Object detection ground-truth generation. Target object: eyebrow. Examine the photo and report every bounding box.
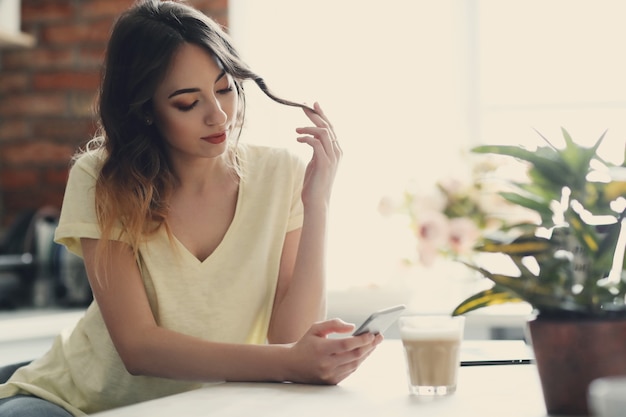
[167,70,227,99]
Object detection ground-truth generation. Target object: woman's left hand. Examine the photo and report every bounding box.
[296,102,342,208]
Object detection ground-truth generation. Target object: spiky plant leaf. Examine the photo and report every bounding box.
[456,129,626,319]
[452,286,523,316]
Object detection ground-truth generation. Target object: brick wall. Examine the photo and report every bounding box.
[0,0,228,228]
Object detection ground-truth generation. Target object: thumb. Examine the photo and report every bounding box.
[311,318,355,338]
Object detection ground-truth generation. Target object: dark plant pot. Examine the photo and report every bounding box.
[527,316,626,416]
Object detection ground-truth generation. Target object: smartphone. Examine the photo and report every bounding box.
[352,304,406,336]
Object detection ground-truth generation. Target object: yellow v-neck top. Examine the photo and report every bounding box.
[0,143,305,416]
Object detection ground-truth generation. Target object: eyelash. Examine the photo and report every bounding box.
[176,86,234,112]
[217,86,234,95]
[178,101,198,112]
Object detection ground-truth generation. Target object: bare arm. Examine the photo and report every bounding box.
[81,237,378,384]
[268,102,342,343]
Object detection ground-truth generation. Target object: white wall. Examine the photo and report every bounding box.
[228,0,626,295]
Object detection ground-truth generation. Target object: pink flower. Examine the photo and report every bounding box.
[380,158,506,268]
[448,217,480,255]
[417,242,440,267]
[438,177,467,196]
[409,191,446,217]
[415,211,450,244]
[415,211,450,266]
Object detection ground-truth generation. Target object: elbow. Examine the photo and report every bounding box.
[122,357,145,377]
[118,347,145,376]
[114,338,154,377]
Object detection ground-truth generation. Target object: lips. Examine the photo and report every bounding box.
[202,131,227,144]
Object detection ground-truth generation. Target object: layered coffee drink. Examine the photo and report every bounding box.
[402,337,460,389]
[399,316,464,396]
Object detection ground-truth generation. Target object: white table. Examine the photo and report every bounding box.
[93,340,551,417]
[0,308,84,366]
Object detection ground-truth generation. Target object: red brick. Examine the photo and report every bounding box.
[43,166,70,187]
[68,92,98,117]
[77,46,106,69]
[33,71,101,91]
[0,93,66,117]
[80,0,135,18]
[41,19,114,45]
[32,118,96,143]
[211,12,229,29]
[0,169,39,190]
[38,188,66,208]
[2,190,63,219]
[3,196,33,217]
[2,48,74,70]
[0,141,74,165]
[189,0,228,11]
[0,119,31,141]
[0,0,233,227]
[22,1,75,24]
[0,72,31,93]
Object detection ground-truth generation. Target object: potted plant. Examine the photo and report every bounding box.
[452,128,626,416]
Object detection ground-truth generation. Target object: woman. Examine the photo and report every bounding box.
[0,1,381,416]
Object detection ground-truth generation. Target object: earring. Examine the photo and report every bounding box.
[144,116,153,126]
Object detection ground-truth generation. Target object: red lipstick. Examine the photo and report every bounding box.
[203,131,227,144]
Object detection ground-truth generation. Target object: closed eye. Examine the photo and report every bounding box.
[217,86,234,95]
[177,100,199,112]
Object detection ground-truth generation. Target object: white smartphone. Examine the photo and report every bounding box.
[352,304,406,336]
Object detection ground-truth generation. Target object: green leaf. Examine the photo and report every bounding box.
[461,130,626,318]
[472,145,538,160]
[452,287,523,316]
[474,145,565,182]
[566,210,600,253]
[517,182,560,202]
[477,234,552,256]
[498,191,552,222]
[593,221,623,277]
[561,128,605,176]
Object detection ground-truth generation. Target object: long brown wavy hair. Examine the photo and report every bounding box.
[86,0,311,283]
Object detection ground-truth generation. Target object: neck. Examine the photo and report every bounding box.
[172,155,237,195]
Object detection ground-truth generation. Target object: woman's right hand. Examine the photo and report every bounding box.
[285,319,383,385]
[296,102,341,209]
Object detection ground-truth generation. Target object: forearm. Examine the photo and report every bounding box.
[270,206,329,342]
[122,326,291,382]
[270,101,340,342]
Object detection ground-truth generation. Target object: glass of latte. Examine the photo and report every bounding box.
[398,315,465,396]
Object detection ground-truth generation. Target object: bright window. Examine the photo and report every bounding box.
[229,0,626,291]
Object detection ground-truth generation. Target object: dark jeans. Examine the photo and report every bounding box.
[0,362,30,385]
[0,362,72,417]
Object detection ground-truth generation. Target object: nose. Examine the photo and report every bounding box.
[204,96,227,126]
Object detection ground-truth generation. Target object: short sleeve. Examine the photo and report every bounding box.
[53,152,104,257]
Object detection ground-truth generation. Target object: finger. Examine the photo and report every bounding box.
[311,103,339,149]
[323,333,377,357]
[310,318,355,338]
[312,102,333,129]
[303,102,336,139]
[331,136,342,155]
[295,127,333,145]
[325,343,378,383]
[296,134,330,157]
[302,103,329,127]
[296,127,337,156]
[336,338,378,361]
[296,126,332,140]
